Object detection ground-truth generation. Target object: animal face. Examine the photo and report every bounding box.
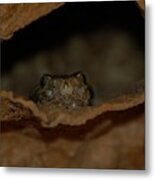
[30,72,93,109]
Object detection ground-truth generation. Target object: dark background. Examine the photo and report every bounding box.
[1,1,144,74]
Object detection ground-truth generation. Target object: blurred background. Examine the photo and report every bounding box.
[1,1,144,104]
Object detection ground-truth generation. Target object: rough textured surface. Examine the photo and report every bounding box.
[0,96,144,168]
[0,3,64,39]
[0,88,144,127]
[0,88,144,168]
[0,2,144,169]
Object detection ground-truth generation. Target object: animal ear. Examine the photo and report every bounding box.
[40,74,52,87]
[76,72,85,81]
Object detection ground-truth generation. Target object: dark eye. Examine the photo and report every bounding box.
[40,74,52,87]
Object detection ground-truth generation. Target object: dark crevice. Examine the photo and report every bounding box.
[1,1,144,74]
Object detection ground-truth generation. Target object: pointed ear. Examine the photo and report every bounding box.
[76,71,85,81]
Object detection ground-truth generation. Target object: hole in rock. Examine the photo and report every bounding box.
[1,1,144,104]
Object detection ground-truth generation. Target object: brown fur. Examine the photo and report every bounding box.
[29,72,93,109]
